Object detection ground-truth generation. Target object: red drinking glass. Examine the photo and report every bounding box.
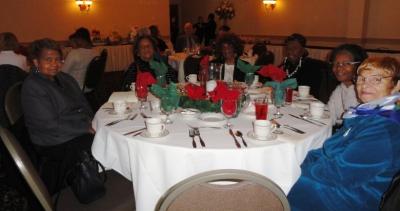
[285,88,293,104]
[135,83,148,109]
[255,99,268,120]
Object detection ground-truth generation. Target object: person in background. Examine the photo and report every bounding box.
[121,35,177,91]
[280,33,329,100]
[61,33,97,89]
[74,27,92,46]
[21,38,94,194]
[252,42,275,84]
[204,13,217,46]
[0,32,29,71]
[194,16,205,44]
[174,22,199,53]
[211,33,245,82]
[149,25,168,54]
[288,57,400,211]
[327,44,368,126]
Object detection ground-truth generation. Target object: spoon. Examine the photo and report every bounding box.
[299,114,326,125]
[235,131,247,147]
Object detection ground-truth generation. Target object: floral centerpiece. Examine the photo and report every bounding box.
[215,0,235,20]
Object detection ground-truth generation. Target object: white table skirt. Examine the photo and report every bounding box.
[92,103,331,211]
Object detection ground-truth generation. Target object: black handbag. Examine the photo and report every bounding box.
[65,150,107,204]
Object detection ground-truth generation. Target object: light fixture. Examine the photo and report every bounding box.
[76,0,93,12]
[263,0,277,11]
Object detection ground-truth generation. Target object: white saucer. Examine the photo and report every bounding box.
[199,113,227,127]
[303,112,330,120]
[180,108,200,118]
[140,130,169,138]
[295,95,316,100]
[109,109,133,115]
[247,131,277,142]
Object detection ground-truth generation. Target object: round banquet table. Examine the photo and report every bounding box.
[91,101,332,211]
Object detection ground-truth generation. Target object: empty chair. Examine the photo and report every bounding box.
[82,49,107,111]
[0,127,135,211]
[156,169,290,211]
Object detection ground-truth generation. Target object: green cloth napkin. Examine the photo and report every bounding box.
[179,96,221,112]
[236,59,261,84]
[150,83,180,112]
[149,59,168,86]
[264,78,298,106]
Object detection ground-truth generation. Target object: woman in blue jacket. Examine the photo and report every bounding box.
[288,57,400,211]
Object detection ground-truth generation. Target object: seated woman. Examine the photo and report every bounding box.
[121,35,177,91]
[61,32,97,90]
[280,33,329,100]
[211,33,245,82]
[328,44,368,126]
[288,57,400,210]
[0,32,29,71]
[21,38,94,194]
[252,42,275,83]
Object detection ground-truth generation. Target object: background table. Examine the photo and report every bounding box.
[92,103,331,211]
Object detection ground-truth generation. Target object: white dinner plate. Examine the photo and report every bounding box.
[247,131,277,142]
[180,108,200,118]
[198,113,227,126]
[140,130,169,138]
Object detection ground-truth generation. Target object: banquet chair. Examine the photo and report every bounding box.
[83,49,108,111]
[5,82,23,126]
[0,127,136,211]
[155,169,290,211]
[183,55,201,78]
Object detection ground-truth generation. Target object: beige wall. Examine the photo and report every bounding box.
[180,0,400,49]
[0,0,170,42]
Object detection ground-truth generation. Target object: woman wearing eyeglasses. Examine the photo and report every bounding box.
[288,57,400,210]
[327,44,368,126]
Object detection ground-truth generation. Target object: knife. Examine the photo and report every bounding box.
[289,114,322,126]
[123,127,146,136]
[229,129,241,148]
[282,125,305,134]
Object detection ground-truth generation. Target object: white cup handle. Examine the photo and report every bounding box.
[185,75,190,81]
[161,124,166,131]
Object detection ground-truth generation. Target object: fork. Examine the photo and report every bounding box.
[189,129,197,148]
[193,128,206,147]
[106,114,134,126]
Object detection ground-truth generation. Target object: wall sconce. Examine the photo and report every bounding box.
[263,0,277,11]
[76,0,93,12]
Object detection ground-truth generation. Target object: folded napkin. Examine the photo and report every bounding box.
[136,71,156,87]
[149,59,168,86]
[150,83,180,112]
[257,65,287,82]
[264,78,298,106]
[185,84,206,100]
[236,59,261,84]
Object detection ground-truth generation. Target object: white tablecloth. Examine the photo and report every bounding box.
[92,102,332,211]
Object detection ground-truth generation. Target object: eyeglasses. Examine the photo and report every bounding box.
[355,74,393,85]
[331,61,360,69]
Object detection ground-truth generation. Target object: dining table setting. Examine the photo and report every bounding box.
[91,64,333,210]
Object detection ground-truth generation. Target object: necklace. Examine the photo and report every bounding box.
[284,57,302,78]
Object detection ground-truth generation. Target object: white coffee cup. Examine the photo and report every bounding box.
[253,120,276,139]
[310,102,325,118]
[298,85,310,98]
[186,74,198,84]
[145,118,166,137]
[113,100,127,114]
[129,82,136,91]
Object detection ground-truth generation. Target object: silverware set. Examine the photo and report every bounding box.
[106,113,138,126]
[188,128,206,148]
[123,127,146,136]
[271,120,305,134]
[229,128,247,148]
[289,114,325,126]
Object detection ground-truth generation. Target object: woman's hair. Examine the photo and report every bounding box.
[149,25,160,37]
[284,33,307,47]
[0,32,20,51]
[357,57,400,83]
[330,44,368,71]
[215,33,244,59]
[29,38,63,61]
[252,42,267,56]
[133,35,157,59]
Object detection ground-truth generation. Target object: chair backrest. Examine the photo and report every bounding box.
[183,56,201,78]
[83,49,108,91]
[0,127,54,211]
[5,82,23,125]
[156,169,290,211]
[0,64,26,127]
